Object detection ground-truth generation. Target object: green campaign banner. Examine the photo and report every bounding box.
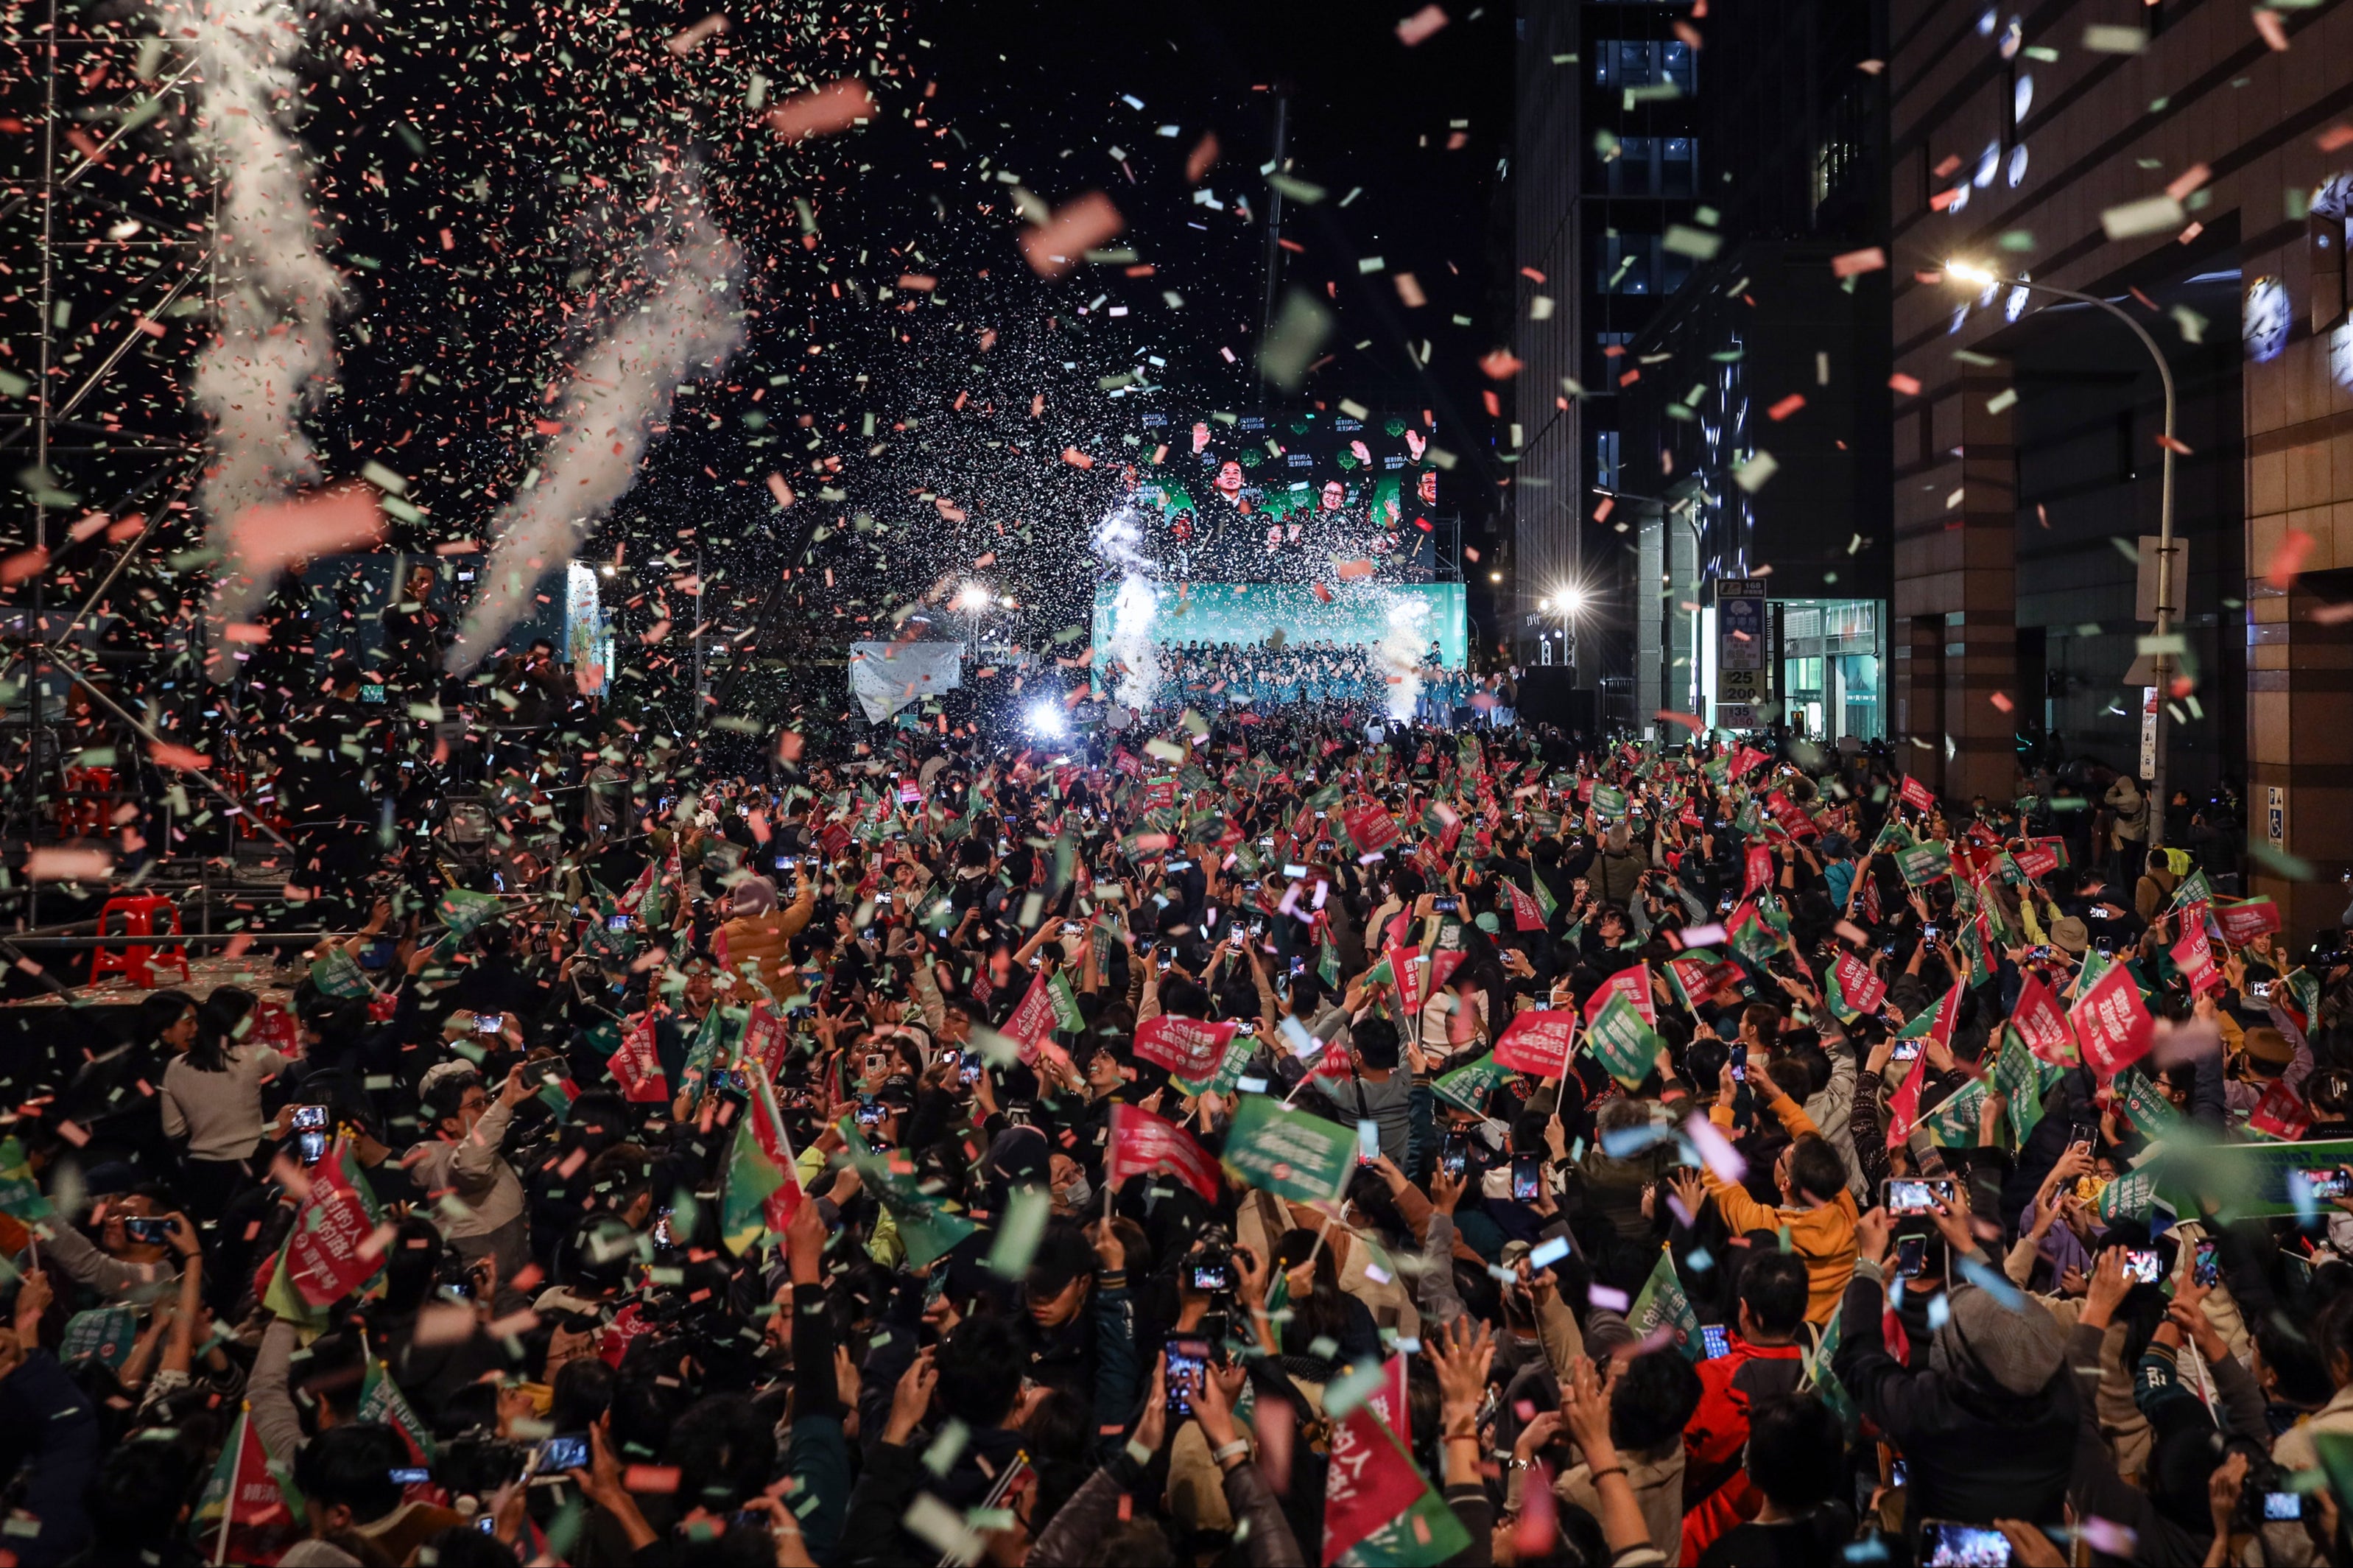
[1221,1094,1357,1205]
[1583,992,1661,1087]
[1431,1051,1513,1115]
[2157,1136,2353,1218]
[1627,1245,1701,1360]
[1896,842,1952,887]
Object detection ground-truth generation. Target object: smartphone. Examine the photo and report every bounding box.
[289,1104,328,1132]
[1921,924,1939,941]
[1433,896,1460,914]
[2067,1123,2097,1152]
[1731,1058,1746,1083]
[775,855,797,870]
[1891,1037,1923,1061]
[476,1516,498,1533]
[2265,1490,2304,1522]
[1920,1520,2013,1568]
[711,1069,747,1094]
[855,1100,885,1128]
[533,1432,590,1477]
[1357,1121,1380,1165]
[2251,980,2275,1002]
[1165,1337,1210,1415]
[2122,1248,2162,1285]
[1891,1458,1910,1489]
[298,1129,329,1165]
[476,1015,502,1035]
[1439,1137,1469,1180]
[1883,1178,1956,1216]
[1511,1153,1543,1203]
[960,1052,984,1086]
[2302,1167,2353,1200]
[1284,864,1310,879]
[652,1208,677,1248]
[122,1215,171,1245]
[2193,1238,2220,1288]
[608,914,630,932]
[1895,1234,1930,1278]
[1061,921,1081,935]
[360,683,387,704]
[389,1467,431,1486]
[864,1052,890,1077]
[1700,1323,1731,1360]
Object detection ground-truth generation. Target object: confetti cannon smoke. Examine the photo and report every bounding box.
[451,174,744,668]
[1091,501,1159,711]
[1378,590,1429,720]
[165,0,346,664]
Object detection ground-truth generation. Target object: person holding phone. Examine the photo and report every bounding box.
[1693,1054,1861,1326]
[1679,1250,1817,1558]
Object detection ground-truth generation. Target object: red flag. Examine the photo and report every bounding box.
[1885,1056,1926,1149]
[1132,1014,1239,1080]
[1583,963,1656,1027]
[199,1407,304,1566]
[1899,774,1935,814]
[1505,879,1547,932]
[2011,974,2078,1067]
[1743,845,1774,898]
[1494,1010,1578,1077]
[608,1013,670,1103]
[2249,1078,2314,1142]
[1832,950,1886,1016]
[1728,744,1768,780]
[2070,964,2154,1082]
[1002,970,1059,1061]
[1108,1103,1222,1201]
[1384,943,1427,1019]
[1344,801,1402,854]
[2170,922,2221,996]
[1321,1394,1468,1563]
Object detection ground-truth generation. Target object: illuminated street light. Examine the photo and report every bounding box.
[1943,259,2179,845]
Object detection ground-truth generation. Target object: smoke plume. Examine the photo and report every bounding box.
[1090,502,1159,711]
[451,174,744,667]
[1378,590,1431,720]
[164,0,346,666]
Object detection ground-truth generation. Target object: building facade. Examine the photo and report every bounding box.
[1888,0,2350,932]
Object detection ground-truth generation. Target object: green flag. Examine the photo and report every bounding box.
[1583,992,1661,1088]
[1220,1094,1356,1205]
[0,1136,52,1225]
[1431,1051,1513,1116]
[1627,1246,1701,1360]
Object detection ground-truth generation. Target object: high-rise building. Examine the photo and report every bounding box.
[1888,0,2350,931]
[1510,1,1703,706]
[1605,0,1894,748]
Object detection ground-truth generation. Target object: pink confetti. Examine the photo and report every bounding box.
[26,848,113,881]
[1396,4,1449,45]
[1019,191,1124,278]
[765,79,876,144]
[228,487,384,574]
[1832,246,1887,278]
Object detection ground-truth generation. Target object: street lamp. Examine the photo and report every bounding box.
[1944,260,2178,846]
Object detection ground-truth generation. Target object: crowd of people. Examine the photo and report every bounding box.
[7,705,2353,1568]
[1099,641,1519,728]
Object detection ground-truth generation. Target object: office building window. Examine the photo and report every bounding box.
[1596,429,1622,493]
[1594,40,1696,94]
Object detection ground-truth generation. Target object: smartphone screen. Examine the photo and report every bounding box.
[2304,1167,2353,1200]
[608,915,630,932]
[1165,1338,1209,1415]
[1439,1139,1468,1179]
[1357,1121,1380,1164]
[1920,1519,2013,1567]
[1883,1178,1955,1216]
[2193,1239,2220,1287]
[2122,1248,2162,1285]
[1895,1234,1929,1277]
[290,1105,328,1131]
[298,1130,329,1165]
[1700,1323,1731,1360]
[2265,1491,2304,1522]
[1510,1154,1543,1203]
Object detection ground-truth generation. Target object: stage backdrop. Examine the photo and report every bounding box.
[1090,581,1467,668]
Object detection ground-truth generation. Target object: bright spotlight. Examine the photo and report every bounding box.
[1944,259,1996,287]
[1557,586,1588,615]
[956,580,990,611]
[1538,597,1552,612]
[1025,699,1067,737]
[1488,571,1502,583]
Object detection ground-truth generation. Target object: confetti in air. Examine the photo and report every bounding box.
[450,169,744,668]
[1091,501,1161,712]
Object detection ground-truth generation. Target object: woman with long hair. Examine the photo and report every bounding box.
[158,986,284,1222]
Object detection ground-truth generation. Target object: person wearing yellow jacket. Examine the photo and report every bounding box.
[1700,1053,1862,1326]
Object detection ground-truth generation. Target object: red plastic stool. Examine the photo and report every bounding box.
[88,895,191,988]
